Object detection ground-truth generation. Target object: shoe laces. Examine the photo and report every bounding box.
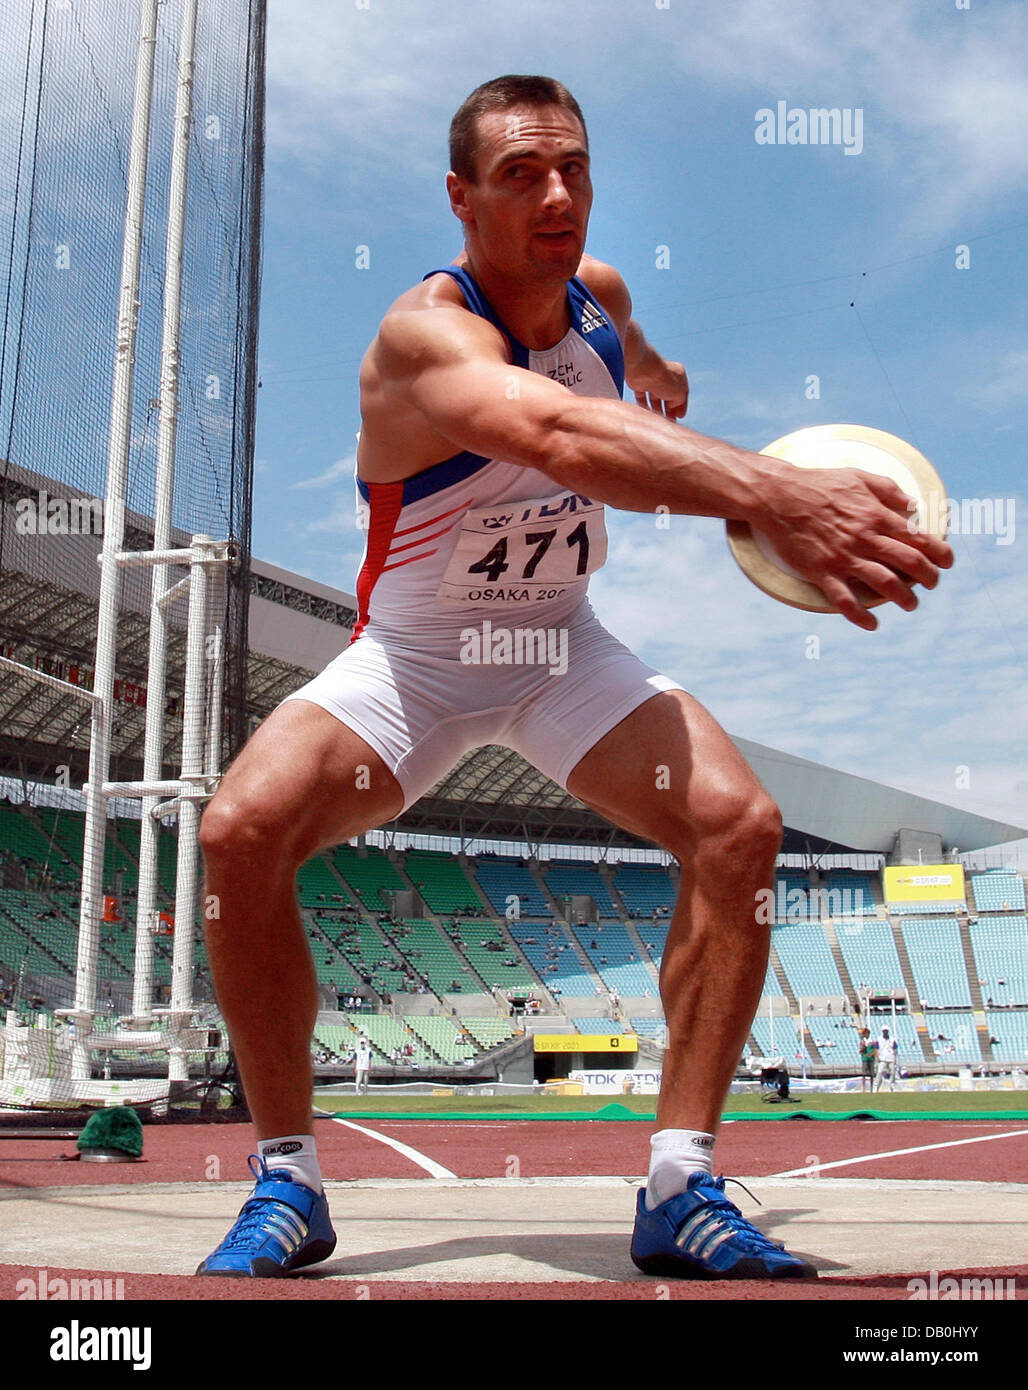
[686,1174,785,1256]
[213,1156,296,1252]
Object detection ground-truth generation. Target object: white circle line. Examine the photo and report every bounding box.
[332,1116,457,1179]
[767,1126,1028,1178]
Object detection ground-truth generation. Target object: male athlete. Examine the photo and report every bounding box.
[196,76,951,1279]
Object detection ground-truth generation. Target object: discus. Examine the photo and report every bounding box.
[726,423,947,612]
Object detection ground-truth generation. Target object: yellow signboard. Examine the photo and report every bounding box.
[882,864,965,904]
[533,1033,639,1053]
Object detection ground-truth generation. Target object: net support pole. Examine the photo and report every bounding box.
[72,0,159,1081]
[167,533,213,1083]
[133,0,199,1025]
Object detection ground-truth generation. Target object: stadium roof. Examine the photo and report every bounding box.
[2,463,1025,855]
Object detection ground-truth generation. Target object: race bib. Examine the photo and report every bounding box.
[437,491,607,605]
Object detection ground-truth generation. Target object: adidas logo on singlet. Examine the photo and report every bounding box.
[580,300,606,334]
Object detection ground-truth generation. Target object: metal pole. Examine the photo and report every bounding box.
[134,0,199,1024]
[166,534,212,1082]
[72,0,159,1081]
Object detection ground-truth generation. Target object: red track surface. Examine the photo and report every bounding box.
[2,1262,1025,1301]
[2,1118,1026,1302]
[2,1118,1027,1188]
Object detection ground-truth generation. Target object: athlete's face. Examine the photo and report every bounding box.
[448,104,592,284]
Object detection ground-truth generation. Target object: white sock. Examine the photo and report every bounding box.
[257,1134,323,1193]
[645,1129,715,1210]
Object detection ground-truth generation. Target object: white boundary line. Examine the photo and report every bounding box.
[768,1127,1028,1178]
[332,1117,457,1179]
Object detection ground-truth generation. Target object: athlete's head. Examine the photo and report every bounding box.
[449,76,588,183]
[447,76,592,285]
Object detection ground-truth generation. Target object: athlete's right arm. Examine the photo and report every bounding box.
[373,305,953,630]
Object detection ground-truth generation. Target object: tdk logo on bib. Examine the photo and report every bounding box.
[438,491,608,606]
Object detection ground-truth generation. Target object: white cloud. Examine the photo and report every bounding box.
[589,499,1028,843]
[265,0,1028,233]
[971,347,1028,414]
[292,452,358,490]
[667,0,1028,222]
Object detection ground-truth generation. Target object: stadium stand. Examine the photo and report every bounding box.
[762,959,784,996]
[969,916,1028,1005]
[835,917,907,996]
[472,857,552,918]
[970,870,1025,913]
[543,862,620,918]
[389,917,475,995]
[631,1017,666,1042]
[901,917,974,1008]
[344,1013,434,1067]
[804,1015,862,1065]
[0,804,79,886]
[612,863,675,918]
[297,854,351,907]
[331,844,406,912]
[450,918,536,992]
[306,925,366,997]
[506,920,597,997]
[923,1011,981,1064]
[407,1015,478,1064]
[771,922,846,998]
[3,788,1027,1084]
[985,1009,1028,1064]
[404,849,486,916]
[888,895,968,915]
[634,918,669,970]
[572,923,658,997]
[462,1017,517,1051]
[749,1014,803,1060]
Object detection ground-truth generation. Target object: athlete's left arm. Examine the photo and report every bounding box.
[578,256,689,419]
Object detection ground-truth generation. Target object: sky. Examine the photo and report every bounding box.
[249,0,1027,861]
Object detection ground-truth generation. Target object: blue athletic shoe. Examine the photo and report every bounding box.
[196,1155,336,1277]
[631,1172,817,1280]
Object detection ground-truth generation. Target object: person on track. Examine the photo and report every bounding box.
[875,1026,899,1092]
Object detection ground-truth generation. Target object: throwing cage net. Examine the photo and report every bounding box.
[0,0,265,1118]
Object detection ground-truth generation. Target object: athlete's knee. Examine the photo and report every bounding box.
[199,786,311,874]
[683,787,782,891]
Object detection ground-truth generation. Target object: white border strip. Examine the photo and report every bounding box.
[768,1127,1028,1178]
[332,1117,457,1179]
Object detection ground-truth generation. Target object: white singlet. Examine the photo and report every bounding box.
[283,266,683,809]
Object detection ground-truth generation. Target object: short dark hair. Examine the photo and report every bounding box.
[449,75,588,182]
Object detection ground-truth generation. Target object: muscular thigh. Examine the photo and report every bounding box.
[565,688,774,856]
[206,698,404,862]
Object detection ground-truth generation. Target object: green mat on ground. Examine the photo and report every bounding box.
[317,1100,1028,1123]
